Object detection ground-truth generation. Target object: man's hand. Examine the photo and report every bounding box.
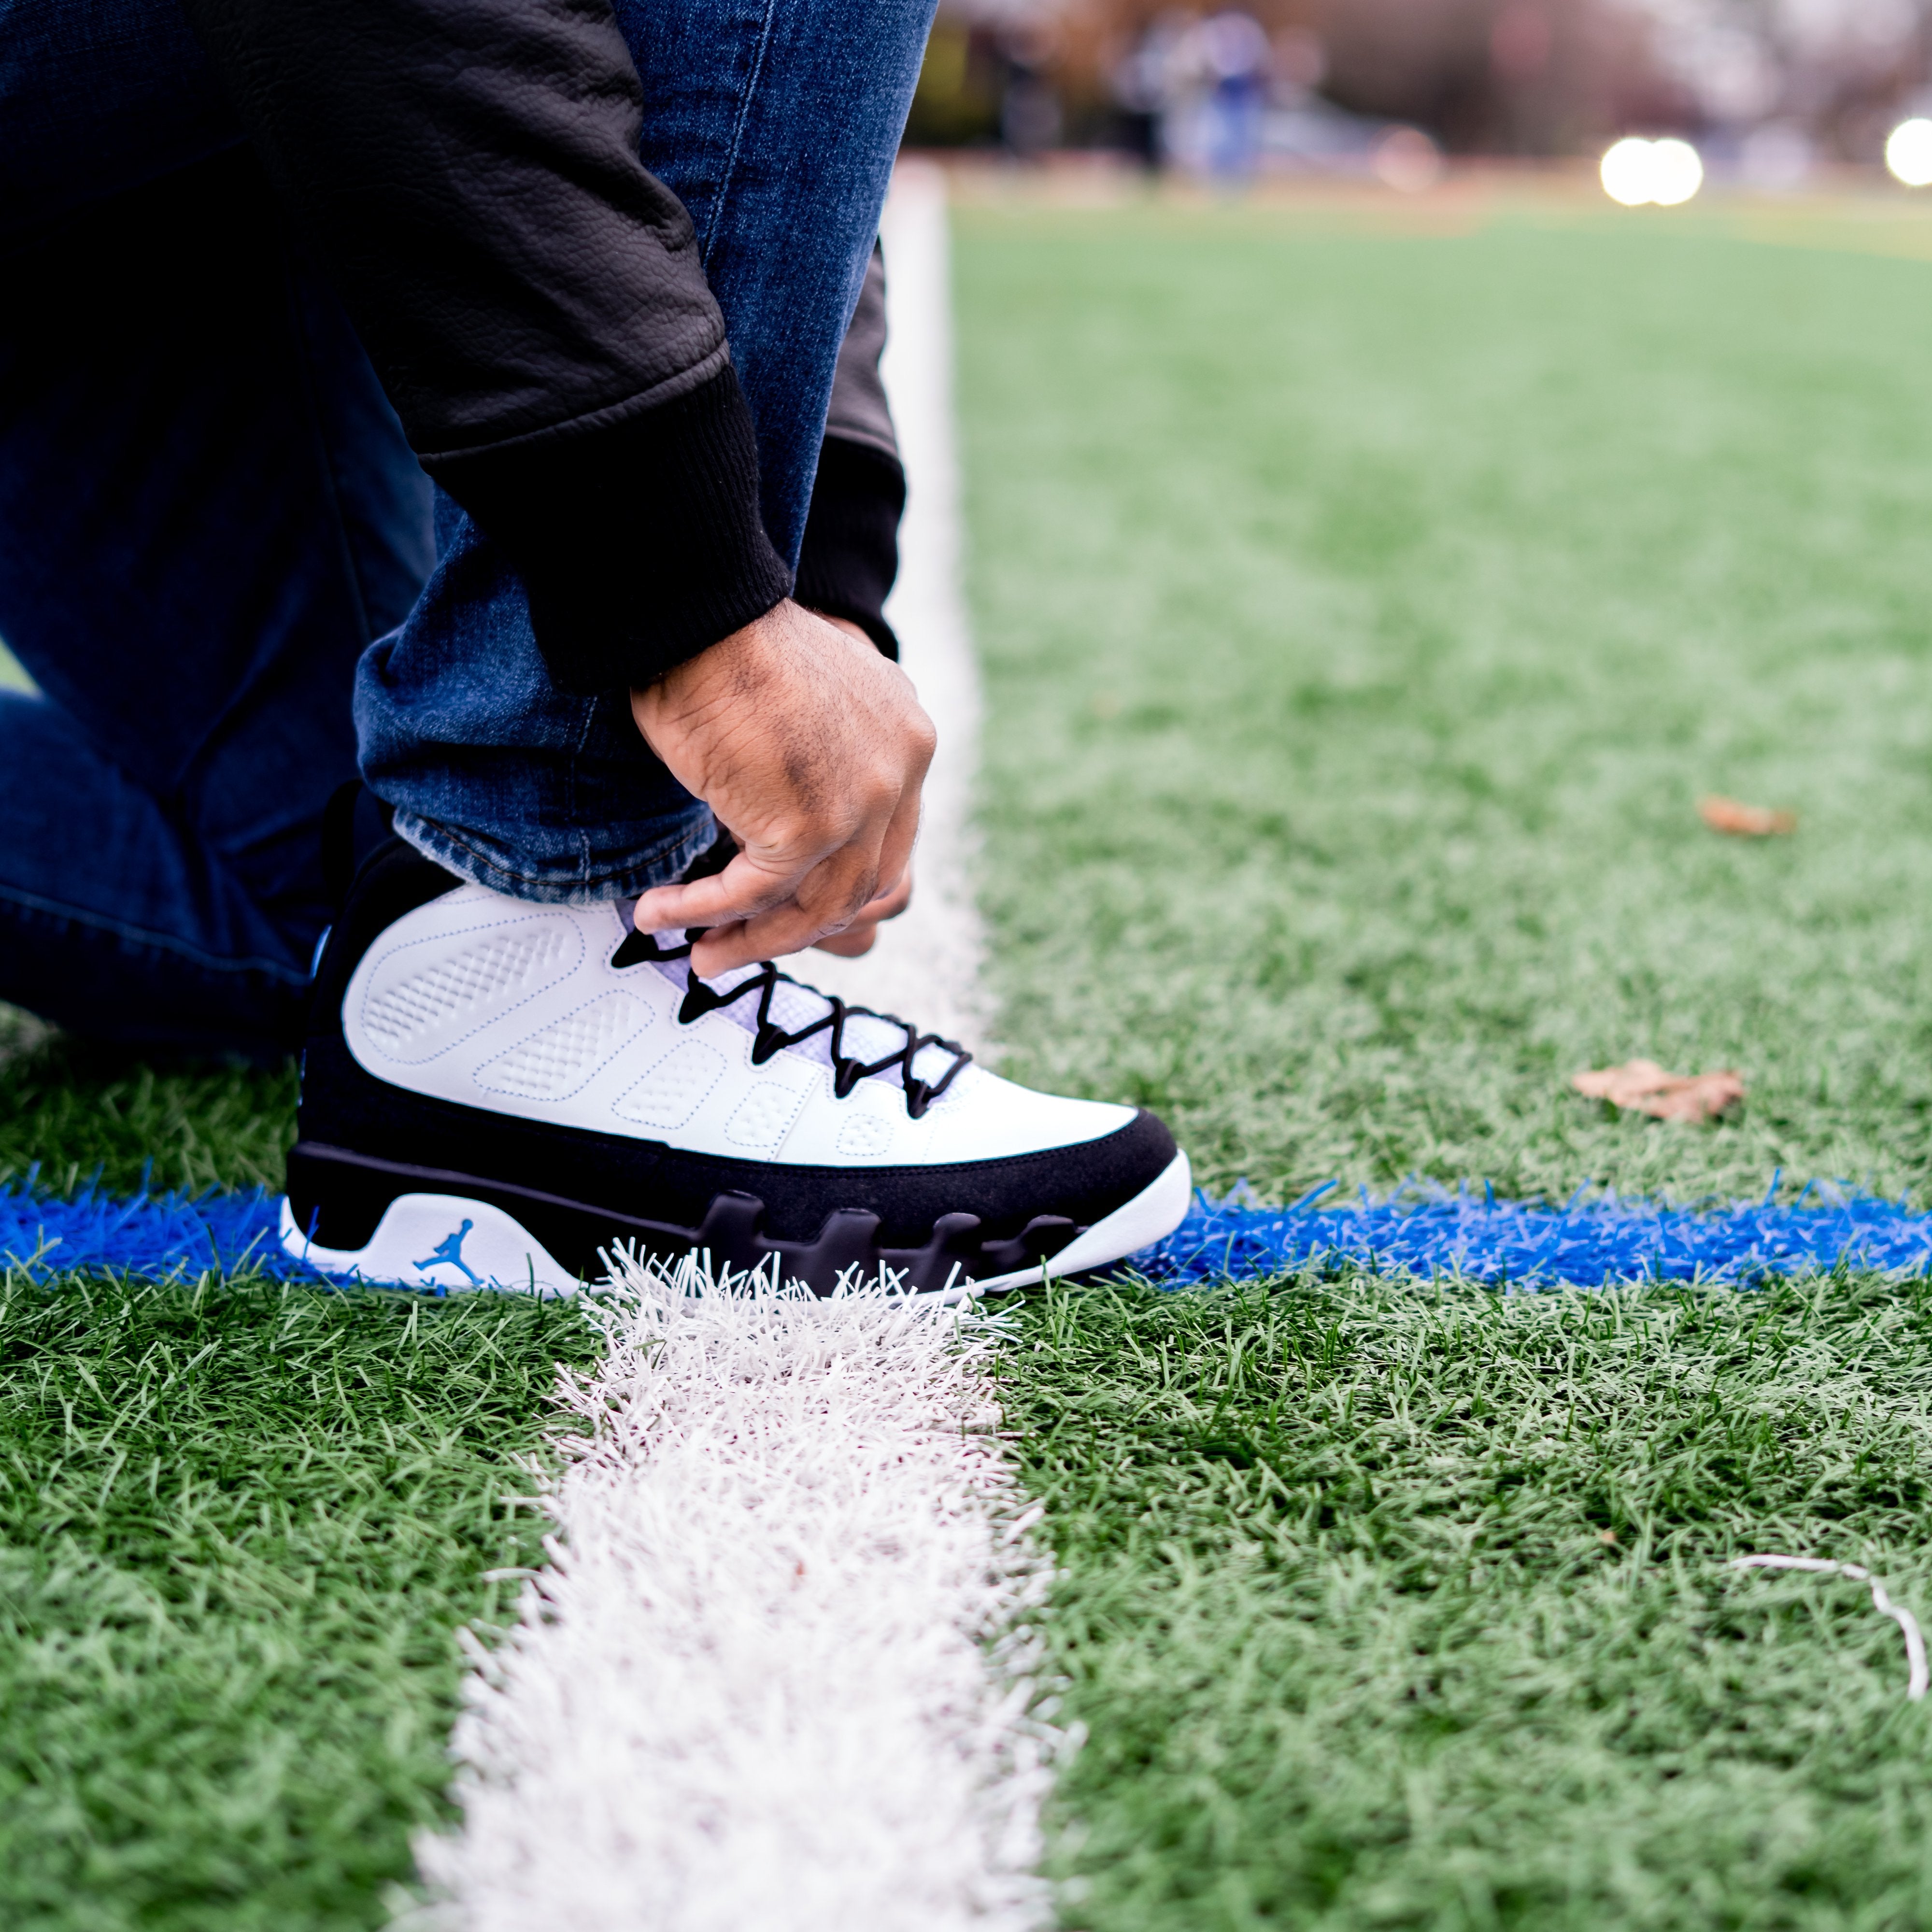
[630,600,935,978]
[811,867,913,957]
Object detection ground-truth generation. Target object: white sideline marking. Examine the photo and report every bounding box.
[410,1256,1063,1931]
[802,162,992,1053]
[407,175,1065,1930]
[1728,1555,1930,1701]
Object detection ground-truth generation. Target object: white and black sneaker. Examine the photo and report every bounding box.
[279,822,1190,1298]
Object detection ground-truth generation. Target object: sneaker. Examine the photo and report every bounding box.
[279,829,1190,1298]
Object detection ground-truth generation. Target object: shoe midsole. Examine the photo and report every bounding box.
[968,1151,1194,1293]
[287,1141,1093,1296]
[279,1149,1193,1301]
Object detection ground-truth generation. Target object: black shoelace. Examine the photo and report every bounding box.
[611,926,970,1120]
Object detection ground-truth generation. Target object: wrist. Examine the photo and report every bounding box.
[809,611,876,648]
[632,597,798,730]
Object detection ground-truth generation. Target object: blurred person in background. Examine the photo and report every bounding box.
[1113,13,1187,171]
[1115,9,1270,185]
[1000,17,1067,160]
[1195,11,1272,182]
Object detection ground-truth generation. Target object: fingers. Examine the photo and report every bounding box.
[652,757,926,977]
[862,868,916,923]
[811,868,914,958]
[681,781,923,975]
[691,849,883,976]
[873,783,923,914]
[638,794,921,978]
[808,924,879,959]
[635,815,890,969]
[631,847,800,938]
[624,599,938,978]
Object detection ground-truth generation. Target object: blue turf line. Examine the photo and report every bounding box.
[6,1174,1932,1292]
[0,1182,321,1283]
[1139,1179,1932,1290]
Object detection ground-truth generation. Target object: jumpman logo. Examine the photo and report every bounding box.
[414,1219,481,1287]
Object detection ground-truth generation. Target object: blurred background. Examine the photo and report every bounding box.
[904,0,1932,195]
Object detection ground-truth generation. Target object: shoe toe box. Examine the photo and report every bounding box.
[919,1065,1137,1164]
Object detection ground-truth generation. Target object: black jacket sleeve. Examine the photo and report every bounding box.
[795,245,906,659]
[179,0,790,692]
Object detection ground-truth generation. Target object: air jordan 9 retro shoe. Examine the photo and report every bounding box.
[279,829,1191,1298]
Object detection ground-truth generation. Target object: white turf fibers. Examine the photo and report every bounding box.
[407,171,1067,1928]
[410,1253,1065,1931]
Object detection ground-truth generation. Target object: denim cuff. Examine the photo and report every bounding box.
[392,804,719,904]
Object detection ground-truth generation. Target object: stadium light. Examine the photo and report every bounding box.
[1648,138,1704,206]
[1601,137,1655,205]
[1886,118,1932,187]
[1600,136,1704,208]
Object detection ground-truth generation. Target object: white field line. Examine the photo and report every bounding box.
[406,172,1066,1929]
[1728,1555,1931,1701]
[411,1257,1064,1931]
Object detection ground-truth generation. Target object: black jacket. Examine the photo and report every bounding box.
[798,245,906,660]
[179,0,901,690]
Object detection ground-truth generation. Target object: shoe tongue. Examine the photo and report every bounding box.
[909,1039,959,1084]
[840,1008,910,1062]
[765,974,832,1033]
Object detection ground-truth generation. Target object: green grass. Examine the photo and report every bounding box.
[1011,1266,1932,1931]
[957,204,1932,1206]
[954,201,1932,1927]
[0,639,35,694]
[14,196,1932,1930]
[0,1009,297,1195]
[0,1264,594,1932]
[0,1013,591,1928]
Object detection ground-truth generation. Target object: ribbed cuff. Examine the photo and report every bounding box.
[425,366,793,694]
[793,436,906,660]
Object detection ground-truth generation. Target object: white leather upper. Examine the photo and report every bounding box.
[341,885,1135,1168]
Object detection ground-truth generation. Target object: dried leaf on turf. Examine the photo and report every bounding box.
[1699,795,1797,836]
[1571,1059,1745,1122]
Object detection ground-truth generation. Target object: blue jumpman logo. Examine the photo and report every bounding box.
[415,1219,481,1287]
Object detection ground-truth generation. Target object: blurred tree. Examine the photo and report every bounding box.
[1639,0,1931,161]
[902,0,1932,161]
[1313,0,1678,152]
[906,16,1006,145]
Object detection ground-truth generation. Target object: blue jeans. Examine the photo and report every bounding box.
[0,0,934,1052]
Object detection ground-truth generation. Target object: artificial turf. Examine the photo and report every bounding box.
[0,1268,593,1932]
[0,1008,295,1196]
[10,187,1932,1931]
[1010,1266,1932,1931]
[956,195,1932,1206]
[953,193,1932,1927]
[0,1017,594,1928]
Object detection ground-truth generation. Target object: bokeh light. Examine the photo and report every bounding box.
[1372,126,1445,194]
[1600,138,1654,205]
[1649,138,1704,206]
[1886,118,1932,188]
[1600,136,1704,208]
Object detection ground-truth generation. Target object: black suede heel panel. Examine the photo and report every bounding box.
[293,1030,1175,1249]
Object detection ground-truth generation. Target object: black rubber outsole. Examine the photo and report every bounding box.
[285,1141,1084,1297]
